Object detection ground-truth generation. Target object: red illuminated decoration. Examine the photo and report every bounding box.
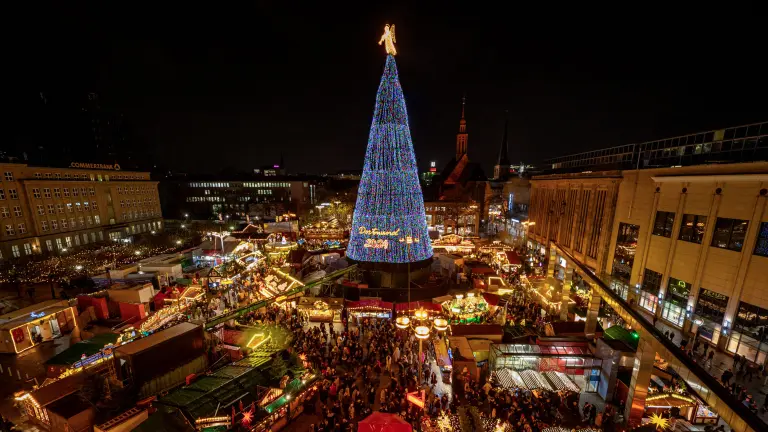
[241,409,253,426]
[406,390,425,408]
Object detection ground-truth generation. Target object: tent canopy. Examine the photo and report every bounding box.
[504,250,522,265]
[345,299,393,310]
[357,412,412,432]
[395,301,442,313]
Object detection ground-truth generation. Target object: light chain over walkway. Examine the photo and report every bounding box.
[547,242,764,432]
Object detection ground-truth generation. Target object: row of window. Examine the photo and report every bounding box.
[2,171,146,183]
[653,211,762,254]
[34,202,99,216]
[121,209,159,220]
[116,185,154,195]
[0,206,23,218]
[188,182,292,188]
[120,198,157,208]
[41,215,101,232]
[32,187,94,199]
[0,188,19,200]
[4,223,27,236]
[187,196,224,202]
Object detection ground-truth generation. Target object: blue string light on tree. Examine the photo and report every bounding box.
[346,26,433,264]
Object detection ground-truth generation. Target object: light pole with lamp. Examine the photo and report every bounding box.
[395,234,435,389]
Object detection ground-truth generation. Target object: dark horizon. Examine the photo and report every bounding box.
[6,5,767,176]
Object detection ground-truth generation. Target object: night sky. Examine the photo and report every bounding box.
[7,5,766,175]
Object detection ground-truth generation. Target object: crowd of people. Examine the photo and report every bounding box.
[225,274,613,432]
[289,315,442,431]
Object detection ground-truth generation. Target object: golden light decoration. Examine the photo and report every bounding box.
[395,315,411,329]
[414,308,429,320]
[414,325,430,339]
[433,317,448,331]
[378,24,397,55]
[649,413,670,430]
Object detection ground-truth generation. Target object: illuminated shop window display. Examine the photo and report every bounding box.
[727,301,768,364]
[489,344,601,392]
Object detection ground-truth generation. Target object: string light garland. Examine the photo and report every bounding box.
[346,52,433,264]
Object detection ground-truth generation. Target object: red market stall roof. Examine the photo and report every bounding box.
[395,301,442,313]
[358,412,412,432]
[450,324,504,337]
[469,266,495,275]
[505,250,522,265]
[482,292,500,306]
[345,299,393,310]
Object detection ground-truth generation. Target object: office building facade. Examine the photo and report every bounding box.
[161,177,319,221]
[529,122,768,362]
[0,163,163,260]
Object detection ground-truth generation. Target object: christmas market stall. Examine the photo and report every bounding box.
[395,301,443,317]
[297,297,344,323]
[345,299,393,322]
[494,250,522,273]
[430,234,476,254]
[0,300,78,354]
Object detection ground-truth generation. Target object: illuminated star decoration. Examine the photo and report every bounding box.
[649,413,670,430]
[241,409,253,426]
[347,27,433,264]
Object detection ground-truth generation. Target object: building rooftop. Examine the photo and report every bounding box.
[545,121,767,173]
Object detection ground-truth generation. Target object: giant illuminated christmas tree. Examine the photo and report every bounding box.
[346,25,433,264]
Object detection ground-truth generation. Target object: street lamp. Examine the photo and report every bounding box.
[176,240,182,245]
[433,317,448,332]
[75,265,83,271]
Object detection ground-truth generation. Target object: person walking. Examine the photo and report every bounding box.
[722,368,734,386]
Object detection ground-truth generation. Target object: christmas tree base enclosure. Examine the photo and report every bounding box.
[343,264,449,303]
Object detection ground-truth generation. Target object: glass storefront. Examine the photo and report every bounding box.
[662,277,691,328]
[694,288,728,343]
[728,301,768,364]
[610,279,629,301]
[640,268,662,314]
[640,291,658,314]
[611,223,639,283]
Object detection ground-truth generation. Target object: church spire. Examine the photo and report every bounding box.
[494,111,511,179]
[456,95,468,160]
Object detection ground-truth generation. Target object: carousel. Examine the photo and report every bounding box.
[263,234,298,257]
[442,292,498,324]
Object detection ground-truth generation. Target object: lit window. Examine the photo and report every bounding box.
[711,218,749,252]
